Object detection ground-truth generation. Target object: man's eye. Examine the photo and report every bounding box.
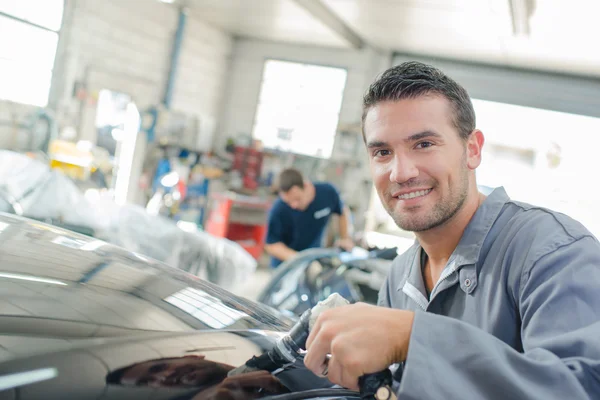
[374,149,391,157]
[415,141,433,149]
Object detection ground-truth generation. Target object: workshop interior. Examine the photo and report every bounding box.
[1,0,600,399]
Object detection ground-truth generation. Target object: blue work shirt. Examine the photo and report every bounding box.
[379,187,600,399]
[266,182,343,268]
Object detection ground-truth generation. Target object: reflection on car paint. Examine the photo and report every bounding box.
[0,214,366,400]
[165,288,250,329]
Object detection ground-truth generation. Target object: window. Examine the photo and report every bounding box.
[473,99,600,237]
[252,60,347,159]
[0,0,63,106]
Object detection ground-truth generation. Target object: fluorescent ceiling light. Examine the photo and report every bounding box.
[0,272,67,286]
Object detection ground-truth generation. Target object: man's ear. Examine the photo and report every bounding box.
[466,130,484,170]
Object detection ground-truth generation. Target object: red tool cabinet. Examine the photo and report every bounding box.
[205,192,271,260]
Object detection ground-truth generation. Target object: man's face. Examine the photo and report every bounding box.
[364,95,480,232]
[120,356,232,388]
[280,186,308,210]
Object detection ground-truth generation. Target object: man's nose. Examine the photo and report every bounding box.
[389,155,419,184]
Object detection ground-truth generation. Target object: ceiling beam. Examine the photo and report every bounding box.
[291,0,365,49]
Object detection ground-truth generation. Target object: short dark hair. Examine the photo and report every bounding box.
[106,365,130,385]
[278,168,304,192]
[362,61,475,140]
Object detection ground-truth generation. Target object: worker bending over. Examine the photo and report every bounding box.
[303,61,600,399]
[265,168,353,268]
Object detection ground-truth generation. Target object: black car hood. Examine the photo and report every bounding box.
[0,329,326,400]
[0,213,293,336]
[0,214,312,399]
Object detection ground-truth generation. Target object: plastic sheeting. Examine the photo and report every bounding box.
[0,150,256,291]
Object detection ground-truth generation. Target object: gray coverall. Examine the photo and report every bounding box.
[379,187,600,399]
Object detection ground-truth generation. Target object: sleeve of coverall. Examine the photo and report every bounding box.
[396,235,600,400]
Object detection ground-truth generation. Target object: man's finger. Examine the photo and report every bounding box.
[325,356,342,387]
[340,366,359,392]
[305,312,323,350]
[304,332,332,376]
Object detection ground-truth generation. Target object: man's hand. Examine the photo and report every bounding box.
[304,303,414,391]
[334,237,354,252]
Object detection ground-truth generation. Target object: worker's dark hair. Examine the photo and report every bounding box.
[278,168,305,192]
[106,365,130,385]
[362,61,475,141]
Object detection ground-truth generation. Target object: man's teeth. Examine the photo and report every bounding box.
[397,189,431,200]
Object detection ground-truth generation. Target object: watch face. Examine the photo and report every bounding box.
[376,386,393,400]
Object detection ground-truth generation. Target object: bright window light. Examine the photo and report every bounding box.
[0,0,63,107]
[79,240,106,252]
[252,60,347,159]
[0,0,64,31]
[165,287,248,329]
[472,100,600,238]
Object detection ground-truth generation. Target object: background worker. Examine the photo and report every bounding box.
[265,168,353,268]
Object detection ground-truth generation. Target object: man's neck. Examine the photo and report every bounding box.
[416,190,485,271]
[304,181,316,204]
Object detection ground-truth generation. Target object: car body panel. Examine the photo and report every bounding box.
[0,213,350,400]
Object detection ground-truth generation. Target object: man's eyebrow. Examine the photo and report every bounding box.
[366,140,388,149]
[405,131,441,142]
[366,131,441,148]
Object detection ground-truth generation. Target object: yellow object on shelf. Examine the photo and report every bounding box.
[48,140,95,181]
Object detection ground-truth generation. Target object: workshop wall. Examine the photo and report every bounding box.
[0,101,37,150]
[49,0,233,149]
[48,0,175,143]
[170,17,233,152]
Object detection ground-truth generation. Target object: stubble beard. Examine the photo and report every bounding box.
[386,167,470,232]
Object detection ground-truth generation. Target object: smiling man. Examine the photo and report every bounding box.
[303,61,600,399]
